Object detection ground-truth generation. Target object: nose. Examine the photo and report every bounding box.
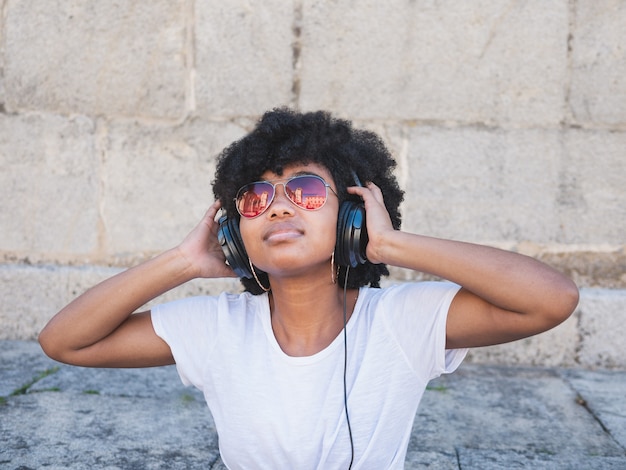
[267,183,295,217]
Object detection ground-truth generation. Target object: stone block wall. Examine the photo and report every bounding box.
[1,1,624,368]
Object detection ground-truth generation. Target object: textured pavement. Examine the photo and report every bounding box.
[1,340,625,469]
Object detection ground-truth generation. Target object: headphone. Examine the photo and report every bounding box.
[217,171,368,279]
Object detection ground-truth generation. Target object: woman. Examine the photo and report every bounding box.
[39,108,579,469]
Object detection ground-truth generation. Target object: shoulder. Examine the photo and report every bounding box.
[360,282,460,310]
[152,291,268,334]
[357,282,460,335]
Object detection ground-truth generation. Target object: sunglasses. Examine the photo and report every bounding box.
[235,174,338,219]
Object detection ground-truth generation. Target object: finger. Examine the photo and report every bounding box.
[346,185,368,197]
[365,181,385,203]
[203,200,222,221]
[348,182,385,207]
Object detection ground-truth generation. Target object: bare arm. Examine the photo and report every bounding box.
[39,201,236,367]
[350,183,579,349]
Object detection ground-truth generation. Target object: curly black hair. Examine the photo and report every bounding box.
[212,108,404,294]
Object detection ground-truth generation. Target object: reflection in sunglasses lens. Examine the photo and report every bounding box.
[237,183,273,218]
[286,177,326,210]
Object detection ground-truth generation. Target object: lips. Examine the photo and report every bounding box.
[263,222,304,242]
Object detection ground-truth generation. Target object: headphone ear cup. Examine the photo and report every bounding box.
[217,215,253,279]
[336,201,368,268]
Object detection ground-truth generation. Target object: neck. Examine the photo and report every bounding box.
[267,276,359,357]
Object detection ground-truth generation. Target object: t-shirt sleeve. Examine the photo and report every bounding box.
[151,295,220,390]
[379,282,468,381]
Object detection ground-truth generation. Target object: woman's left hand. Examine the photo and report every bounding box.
[346,181,395,265]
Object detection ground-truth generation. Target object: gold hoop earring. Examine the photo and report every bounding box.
[331,252,339,284]
[249,259,270,292]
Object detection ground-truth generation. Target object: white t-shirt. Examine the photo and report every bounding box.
[151,282,467,469]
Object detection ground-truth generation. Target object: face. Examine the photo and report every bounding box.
[239,163,339,278]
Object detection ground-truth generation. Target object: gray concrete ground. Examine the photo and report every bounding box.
[1,340,625,469]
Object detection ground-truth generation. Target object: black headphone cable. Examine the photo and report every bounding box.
[343,266,354,469]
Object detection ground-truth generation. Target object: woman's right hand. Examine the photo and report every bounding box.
[177,200,238,280]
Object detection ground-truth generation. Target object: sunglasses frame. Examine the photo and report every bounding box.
[235,174,338,219]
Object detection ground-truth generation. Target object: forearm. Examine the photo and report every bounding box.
[39,248,195,355]
[374,230,578,319]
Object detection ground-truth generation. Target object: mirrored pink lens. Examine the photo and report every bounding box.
[284,176,327,210]
[237,182,274,218]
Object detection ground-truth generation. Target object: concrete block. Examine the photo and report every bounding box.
[577,288,626,369]
[569,1,626,126]
[466,310,580,368]
[0,264,64,340]
[536,248,626,291]
[400,125,562,243]
[3,1,188,118]
[558,129,626,244]
[367,123,625,246]
[464,288,626,369]
[299,0,568,125]
[0,113,99,257]
[0,264,118,341]
[102,118,250,256]
[194,0,294,117]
